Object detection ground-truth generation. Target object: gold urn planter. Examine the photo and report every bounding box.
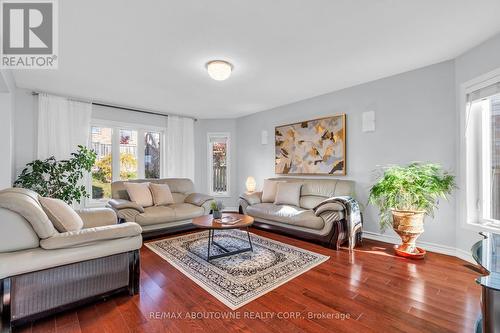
[391,209,426,259]
[369,163,456,260]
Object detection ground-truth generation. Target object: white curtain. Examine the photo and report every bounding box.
[166,115,195,180]
[37,93,92,160]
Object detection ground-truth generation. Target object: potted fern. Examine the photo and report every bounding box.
[368,163,455,258]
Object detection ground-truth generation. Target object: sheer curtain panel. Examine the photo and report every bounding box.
[165,115,195,180]
[37,93,92,160]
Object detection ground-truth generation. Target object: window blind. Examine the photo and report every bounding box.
[468,82,500,102]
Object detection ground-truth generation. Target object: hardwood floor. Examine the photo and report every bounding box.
[19,228,481,333]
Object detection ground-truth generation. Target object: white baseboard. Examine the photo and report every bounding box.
[222,207,239,212]
[362,231,474,263]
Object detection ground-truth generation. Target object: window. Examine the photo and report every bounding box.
[88,121,164,204]
[465,78,500,227]
[145,132,161,178]
[91,126,113,200]
[208,133,230,196]
[119,129,138,180]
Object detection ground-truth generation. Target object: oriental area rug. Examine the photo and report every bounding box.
[145,229,329,309]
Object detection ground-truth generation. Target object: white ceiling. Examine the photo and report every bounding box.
[12,0,500,119]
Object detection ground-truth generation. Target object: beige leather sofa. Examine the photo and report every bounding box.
[239,177,362,249]
[0,188,142,331]
[109,178,214,238]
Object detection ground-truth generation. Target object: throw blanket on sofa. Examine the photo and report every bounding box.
[314,196,362,249]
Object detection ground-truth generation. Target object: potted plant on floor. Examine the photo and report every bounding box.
[14,145,97,205]
[368,162,455,259]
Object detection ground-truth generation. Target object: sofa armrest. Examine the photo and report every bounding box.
[77,208,117,228]
[313,196,363,249]
[108,199,144,213]
[239,191,262,205]
[201,200,214,215]
[184,193,214,207]
[313,199,345,216]
[40,222,142,250]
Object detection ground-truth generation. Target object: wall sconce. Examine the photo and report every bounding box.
[245,176,256,192]
[362,110,375,132]
[261,130,268,145]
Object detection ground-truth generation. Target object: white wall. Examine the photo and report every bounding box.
[0,70,17,188]
[236,61,458,247]
[194,119,238,208]
[92,104,167,128]
[0,93,14,188]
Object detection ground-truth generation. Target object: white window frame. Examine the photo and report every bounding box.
[459,67,500,232]
[86,119,166,207]
[207,132,231,197]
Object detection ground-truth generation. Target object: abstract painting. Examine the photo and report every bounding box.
[275,114,346,175]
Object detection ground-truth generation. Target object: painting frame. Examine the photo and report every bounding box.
[274,114,346,176]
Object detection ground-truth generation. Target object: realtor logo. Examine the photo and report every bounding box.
[1,0,58,68]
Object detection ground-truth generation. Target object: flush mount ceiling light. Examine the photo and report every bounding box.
[206,60,233,81]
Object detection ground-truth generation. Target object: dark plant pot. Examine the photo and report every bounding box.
[213,211,222,219]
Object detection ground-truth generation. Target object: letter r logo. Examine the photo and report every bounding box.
[2,2,53,54]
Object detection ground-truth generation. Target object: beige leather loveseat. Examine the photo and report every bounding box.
[239,177,362,249]
[0,188,142,331]
[109,178,214,238]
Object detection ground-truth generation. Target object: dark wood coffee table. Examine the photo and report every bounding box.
[192,213,254,261]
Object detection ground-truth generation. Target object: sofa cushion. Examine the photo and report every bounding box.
[246,203,341,230]
[170,203,205,219]
[262,179,282,203]
[39,197,84,232]
[172,192,188,204]
[274,182,301,206]
[135,206,176,225]
[149,183,174,206]
[269,178,355,198]
[135,203,204,225]
[299,195,326,209]
[124,182,154,207]
[300,196,344,210]
[111,178,195,200]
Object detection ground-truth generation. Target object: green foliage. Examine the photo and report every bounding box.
[92,153,137,183]
[368,162,456,231]
[93,154,112,183]
[14,145,97,205]
[210,200,223,212]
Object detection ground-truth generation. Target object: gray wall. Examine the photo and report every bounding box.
[236,61,458,247]
[194,119,238,207]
